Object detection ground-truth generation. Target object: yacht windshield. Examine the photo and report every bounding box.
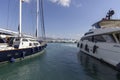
[115,33,120,43]
[102,34,115,43]
[0,38,6,43]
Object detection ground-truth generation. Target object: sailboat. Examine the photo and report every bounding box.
[0,0,47,63]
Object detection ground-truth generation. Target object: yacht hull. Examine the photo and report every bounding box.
[0,44,47,63]
[78,41,120,71]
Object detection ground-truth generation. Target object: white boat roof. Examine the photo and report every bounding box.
[84,27,120,37]
[82,19,120,37]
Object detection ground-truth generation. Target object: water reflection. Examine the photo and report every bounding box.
[0,51,46,80]
[77,51,120,80]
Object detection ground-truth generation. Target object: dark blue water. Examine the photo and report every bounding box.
[0,43,120,80]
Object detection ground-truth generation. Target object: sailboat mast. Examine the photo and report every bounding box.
[40,0,46,40]
[36,0,39,38]
[19,0,22,37]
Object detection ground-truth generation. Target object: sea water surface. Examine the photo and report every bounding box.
[0,43,120,80]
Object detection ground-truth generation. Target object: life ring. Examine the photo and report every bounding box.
[93,45,98,53]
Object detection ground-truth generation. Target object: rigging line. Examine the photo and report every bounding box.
[39,0,43,38]
[39,0,43,39]
[30,2,35,37]
[7,0,10,29]
[26,2,33,36]
[13,0,18,31]
[40,0,46,40]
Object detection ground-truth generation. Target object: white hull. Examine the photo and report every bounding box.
[79,41,120,67]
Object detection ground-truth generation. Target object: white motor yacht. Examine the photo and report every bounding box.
[78,10,120,70]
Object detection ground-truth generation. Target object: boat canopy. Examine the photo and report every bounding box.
[0,28,34,38]
[92,20,120,28]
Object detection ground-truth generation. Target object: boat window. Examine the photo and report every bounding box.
[81,37,91,41]
[29,43,32,46]
[15,38,20,41]
[87,36,92,42]
[81,37,88,41]
[34,43,38,46]
[8,37,15,46]
[0,38,5,43]
[102,34,115,43]
[22,39,28,42]
[94,35,106,42]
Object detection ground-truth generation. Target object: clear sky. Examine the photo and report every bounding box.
[0,0,120,39]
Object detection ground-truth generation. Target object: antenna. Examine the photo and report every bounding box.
[106,9,115,20]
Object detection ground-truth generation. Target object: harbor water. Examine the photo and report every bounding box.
[0,43,120,80]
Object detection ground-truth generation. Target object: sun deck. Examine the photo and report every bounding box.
[92,19,120,29]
